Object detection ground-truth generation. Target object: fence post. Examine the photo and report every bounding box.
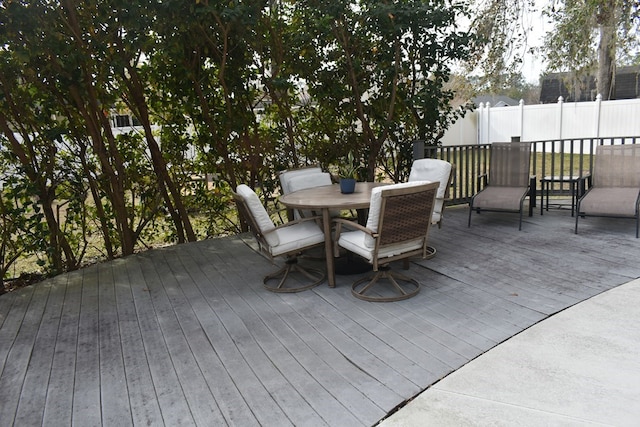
[477,102,484,145]
[519,99,525,140]
[412,139,425,160]
[486,102,491,144]
[558,96,564,139]
[594,94,602,137]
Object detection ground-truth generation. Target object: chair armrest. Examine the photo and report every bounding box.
[273,215,323,230]
[444,164,455,200]
[478,173,488,188]
[272,197,297,221]
[575,175,589,185]
[332,218,373,234]
[254,210,314,244]
[576,174,591,198]
[332,218,376,256]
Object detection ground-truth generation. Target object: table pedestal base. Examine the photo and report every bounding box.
[334,254,372,276]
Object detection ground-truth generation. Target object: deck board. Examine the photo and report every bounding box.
[97,261,132,426]
[73,264,102,426]
[112,257,164,427]
[143,251,228,426]
[0,283,48,426]
[2,207,640,426]
[125,254,196,426]
[42,270,81,426]
[14,275,66,426]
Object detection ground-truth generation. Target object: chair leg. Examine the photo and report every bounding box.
[263,257,325,293]
[518,199,524,231]
[575,200,582,234]
[518,210,523,231]
[351,265,420,302]
[636,202,640,238]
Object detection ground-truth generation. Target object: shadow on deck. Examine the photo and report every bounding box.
[2,205,639,426]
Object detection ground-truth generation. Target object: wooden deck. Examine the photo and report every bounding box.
[2,205,640,426]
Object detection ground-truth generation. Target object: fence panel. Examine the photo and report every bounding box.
[599,99,640,137]
[457,97,640,145]
[440,111,478,146]
[522,103,560,142]
[486,104,521,143]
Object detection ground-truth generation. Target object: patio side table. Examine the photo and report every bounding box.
[540,175,589,217]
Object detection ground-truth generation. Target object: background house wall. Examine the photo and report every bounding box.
[539,66,640,103]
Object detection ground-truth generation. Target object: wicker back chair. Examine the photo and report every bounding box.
[233,184,326,292]
[333,181,438,302]
[468,142,534,230]
[576,144,640,237]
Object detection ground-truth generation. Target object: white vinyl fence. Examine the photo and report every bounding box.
[441,95,640,147]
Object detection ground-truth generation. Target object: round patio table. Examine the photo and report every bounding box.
[279,182,388,287]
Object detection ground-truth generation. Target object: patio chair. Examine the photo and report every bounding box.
[468,141,535,230]
[286,171,335,219]
[575,144,640,237]
[233,184,326,292]
[333,181,437,302]
[408,158,453,258]
[285,169,356,222]
[278,165,323,220]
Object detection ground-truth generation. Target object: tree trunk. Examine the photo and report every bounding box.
[62,1,137,255]
[0,114,77,272]
[597,2,616,100]
[78,142,115,259]
[122,65,197,243]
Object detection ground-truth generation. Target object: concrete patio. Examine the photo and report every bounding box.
[381,277,640,426]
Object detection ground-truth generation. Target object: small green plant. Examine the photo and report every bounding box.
[338,152,361,180]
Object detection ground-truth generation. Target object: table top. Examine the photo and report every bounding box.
[278,182,389,210]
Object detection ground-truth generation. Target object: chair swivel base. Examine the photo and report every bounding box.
[263,257,325,293]
[425,245,436,260]
[351,265,420,302]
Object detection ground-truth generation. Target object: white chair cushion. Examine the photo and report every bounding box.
[364,181,431,248]
[236,184,279,246]
[287,172,332,192]
[270,221,325,257]
[338,230,423,262]
[431,210,442,225]
[288,172,342,218]
[409,159,452,218]
[279,167,323,194]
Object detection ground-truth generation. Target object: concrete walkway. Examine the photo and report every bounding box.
[380,278,640,426]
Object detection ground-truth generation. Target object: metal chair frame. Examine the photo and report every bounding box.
[468,142,535,231]
[233,187,326,293]
[334,182,438,302]
[575,144,640,237]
